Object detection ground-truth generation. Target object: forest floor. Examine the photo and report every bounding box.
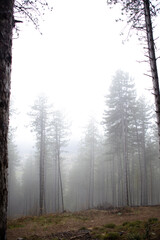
[7,206,160,240]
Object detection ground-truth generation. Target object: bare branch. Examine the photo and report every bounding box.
[144,73,152,78]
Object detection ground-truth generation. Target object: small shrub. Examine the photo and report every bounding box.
[144,222,151,240]
[104,223,116,229]
[123,221,129,226]
[91,226,107,236]
[128,221,141,227]
[116,225,125,232]
[148,218,158,224]
[143,218,158,239]
[103,232,120,240]
[122,221,141,228]
[93,233,103,239]
[127,233,142,240]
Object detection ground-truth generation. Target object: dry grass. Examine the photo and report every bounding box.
[7,206,160,240]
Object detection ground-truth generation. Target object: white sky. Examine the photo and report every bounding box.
[11,0,156,152]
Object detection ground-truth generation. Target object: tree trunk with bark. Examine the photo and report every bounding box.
[0,1,14,239]
[58,153,64,212]
[143,0,160,145]
[39,113,45,215]
[122,117,129,206]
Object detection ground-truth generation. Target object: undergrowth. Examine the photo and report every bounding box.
[91,218,160,240]
[8,212,89,230]
[7,208,160,240]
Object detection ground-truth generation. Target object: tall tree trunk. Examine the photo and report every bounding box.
[58,157,64,212]
[134,117,143,205]
[122,114,129,206]
[141,122,148,205]
[88,143,94,209]
[0,1,14,239]
[111,154,116,206]
[143,0,160,145]
[117,147,123,207]
[57,146,64,212]
[39,120,45,215]
[54,156,57,211]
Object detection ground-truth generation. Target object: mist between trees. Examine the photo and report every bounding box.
[8,70,159,217]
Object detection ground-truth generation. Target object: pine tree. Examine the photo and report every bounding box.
[66,118,101,211]
[49,110,70,212]
[29,94,50,215]
[103,70,137,206]
[107,0,160,146]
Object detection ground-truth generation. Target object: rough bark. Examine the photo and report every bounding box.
[143,0,160,145]
[0,1,14,239]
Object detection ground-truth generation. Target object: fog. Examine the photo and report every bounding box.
[8,0,160,217]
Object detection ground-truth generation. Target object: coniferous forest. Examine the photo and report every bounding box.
[2,1,160,240]
[8,70,160,217]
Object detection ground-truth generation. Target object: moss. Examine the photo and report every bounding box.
[8,223,24,229]
[103,232,120,240]
[93,233,104,239]
[129,221,141,227]
[104,223,116,229]
[127,221,141,227]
